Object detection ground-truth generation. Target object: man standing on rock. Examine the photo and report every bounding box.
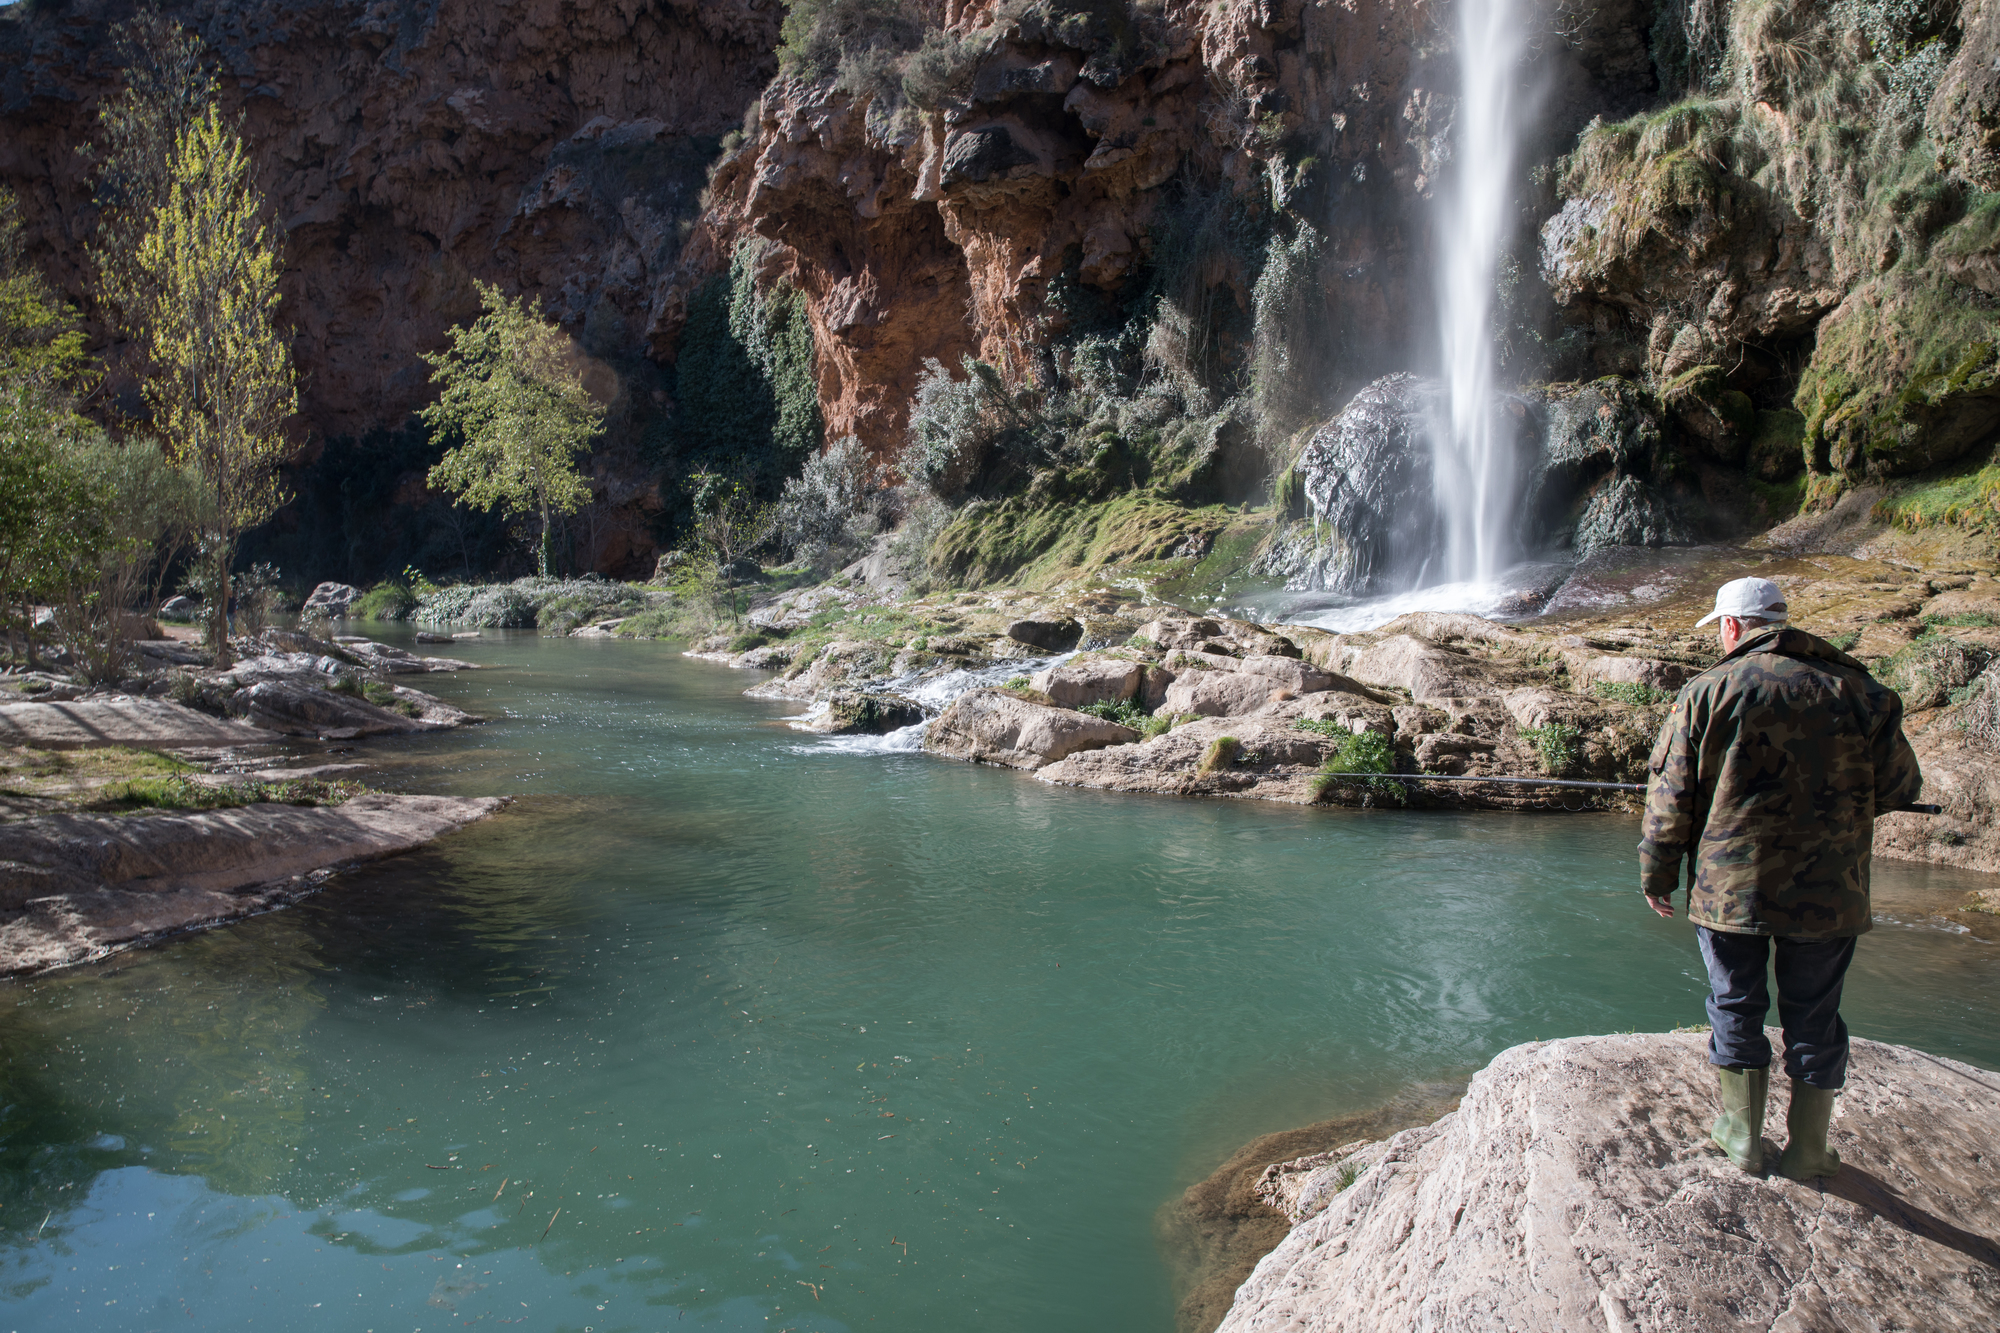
[1639,576,1922,1180]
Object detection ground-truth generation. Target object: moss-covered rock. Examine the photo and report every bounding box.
[1797,271,2000,478]
[1746,408,1807,482]
[1662,364,1756,464]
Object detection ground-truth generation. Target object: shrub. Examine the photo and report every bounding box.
[1881,633,1993,710]
[1310,729,1403,802]
[1593,680,1671,706]
[1003,675,1032,691]
[774,434,888,571]
[1197,736,1241,774]
[1957,664,2000,749]
[1079,698,1147,728]
[353,582,418,621]
[728,632,770,654]
[1520,721,1583,776]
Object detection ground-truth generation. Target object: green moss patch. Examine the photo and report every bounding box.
[1870,451,2000,530]
[931,492,1241,588]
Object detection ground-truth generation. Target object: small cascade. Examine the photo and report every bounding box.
[1431,0,1535,587]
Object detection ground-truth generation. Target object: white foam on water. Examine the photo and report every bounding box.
[1281,580,1514,634]
[788,652,1076,755]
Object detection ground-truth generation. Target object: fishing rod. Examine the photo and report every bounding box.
[1375,772,1944,815]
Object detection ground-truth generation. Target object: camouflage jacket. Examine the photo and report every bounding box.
[1640,624,1923,939]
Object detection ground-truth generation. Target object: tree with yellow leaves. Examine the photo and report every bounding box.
[115,105,297,667]
[421,283,603,577]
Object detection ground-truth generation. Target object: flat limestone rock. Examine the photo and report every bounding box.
[0,698,270,750]
[1218,1031,2000,1333]
[924,687,1136,769]
[0,793,505,974]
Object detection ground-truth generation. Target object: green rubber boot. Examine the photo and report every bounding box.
[1710,1066,1769,1172]
[1778,1082,1843,1181]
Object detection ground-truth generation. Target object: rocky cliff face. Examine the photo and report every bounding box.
[2,0,782,576]
[5,0,1997,583]
[1,0,1664,578]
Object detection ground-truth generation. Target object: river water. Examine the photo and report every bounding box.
[4,633,1996,1332]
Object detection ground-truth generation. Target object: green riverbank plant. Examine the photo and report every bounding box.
[1520,721,1583,776]
[1079,697,1148,728]
[1307,726,1403,803]
[1197,735,1241,774]
[1593,680,1672,707]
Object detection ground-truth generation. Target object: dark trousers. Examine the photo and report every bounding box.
[1696,927,1857,1090]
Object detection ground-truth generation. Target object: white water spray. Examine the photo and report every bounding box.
[1432,0,1534,586]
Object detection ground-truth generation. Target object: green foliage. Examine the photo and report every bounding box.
[422,282,602,578]
[1520,721,1584,776]
[778,0,921,82]
[1826,629,1863,651]
[1197,735,1241,774]
[1078,697,1147,728]
[88,770,366,813]
[1926,611,2000,628]
[1139,711,1185,740]
[1870,453,2000,529]
[670,239,822,509]
[111,104,298,666]
[930,492,1241,588]
[353,582,419,621]
[1310,728,1402,802]
[1003,675,1032,690]
[82,12,219,347]
[1593,680,1672,706]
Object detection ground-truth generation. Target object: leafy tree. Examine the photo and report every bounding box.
[82,12,219,346]
[0,186,101,668]
[421,283,603,577]
[113,105,299,667]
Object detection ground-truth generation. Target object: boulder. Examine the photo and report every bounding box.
[1289,373,1450,592]
[158,595,198,622]
[1005,618,1083,652]
[1219,1031,2000,1332]
[225,679,468,739]
[1038,697,1394,801]
[414,631,456,644]
[923,688,1136,769]
[302,582,359,616]
[0,794,505,974]
[1237,655,1339,693]
[1343,636,1500,701]
[811,689,925,735]
[1162,670,1284,718]
[1030,657,1142,709]
[1578,654,1695,694]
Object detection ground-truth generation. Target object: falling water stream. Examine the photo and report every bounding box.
[1431,0,1535,590]
[1433,0,1537,587]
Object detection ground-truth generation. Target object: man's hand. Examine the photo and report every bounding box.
[1645,894,1675,919]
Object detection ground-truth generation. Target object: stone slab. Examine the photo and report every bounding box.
[0,699,271,751]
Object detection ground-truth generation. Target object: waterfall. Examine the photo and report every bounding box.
[1431,0,1533,587]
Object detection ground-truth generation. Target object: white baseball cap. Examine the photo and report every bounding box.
[1695,576,1789,627]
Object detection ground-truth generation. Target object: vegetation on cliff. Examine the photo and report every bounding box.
[1552,0,2000,522]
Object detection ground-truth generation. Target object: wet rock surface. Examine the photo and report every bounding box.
[0,794,505,975]
[1217,1031,2000,1333]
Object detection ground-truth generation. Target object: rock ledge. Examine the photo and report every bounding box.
[1219,1031,2000,1332]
